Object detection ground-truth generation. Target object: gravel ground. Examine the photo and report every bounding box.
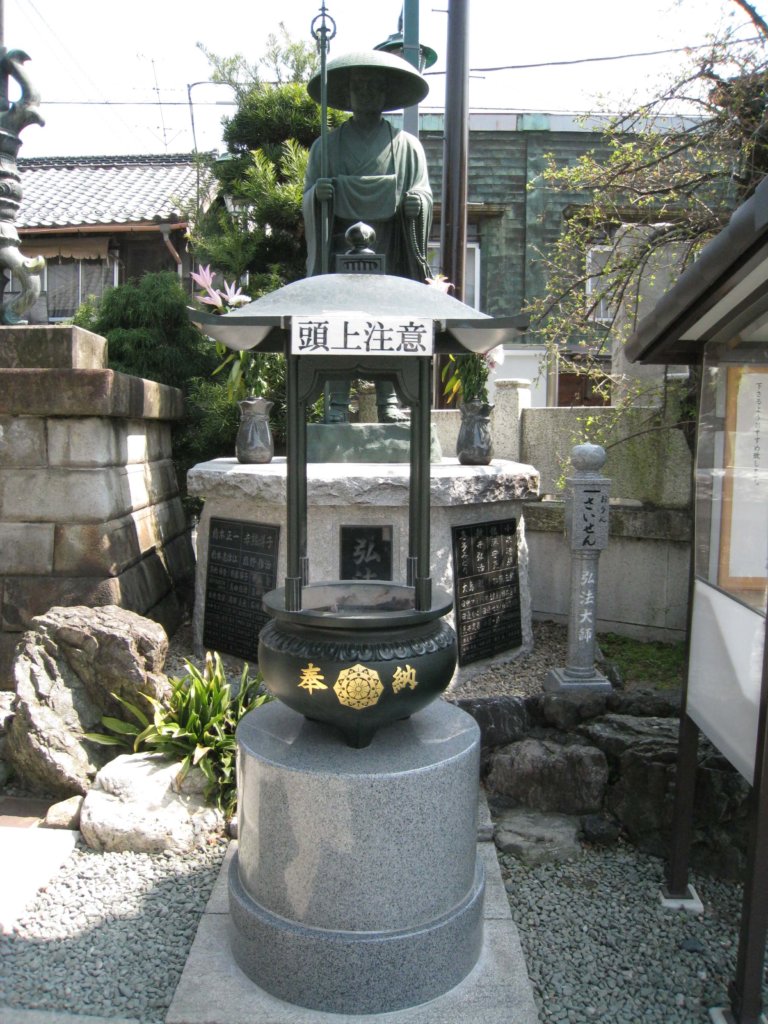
[0,836,228,1023]
[2,621,764,1024]
[499,844,765,1024]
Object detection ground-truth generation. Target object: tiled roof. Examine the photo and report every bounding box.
[17,154,202,230]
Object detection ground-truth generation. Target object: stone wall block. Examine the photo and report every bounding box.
[0,325,106,369]
[431,410,460,458]
[48,419,173,468]
[486,736,608,814]
[120,459,180,514]
[116,549,178,617]
[1,467,126,522]
[3,575,127,632]
[0,368,184,420]
[160,530,196,586]
[0,460,180,523]
[144,588,184,638]
[2,549,177,632]
[520,405,692,506]
[0,523,55,574]
[53,499,190,576]
[131,420,172,463]
[48,418,125,467]
[0,416,47,467]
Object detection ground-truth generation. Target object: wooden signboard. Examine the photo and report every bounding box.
[203,517,280,663]
[451,519,522,666]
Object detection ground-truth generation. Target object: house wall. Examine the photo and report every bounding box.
[421,124,611,323]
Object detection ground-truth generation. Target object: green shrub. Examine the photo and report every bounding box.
[90,271,218,390]
[86,652,273,817]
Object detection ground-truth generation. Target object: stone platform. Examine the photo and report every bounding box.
[167,829,539,1024]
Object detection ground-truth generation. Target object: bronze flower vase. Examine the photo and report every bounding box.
[457,400,493,465]
[236,396,274,464]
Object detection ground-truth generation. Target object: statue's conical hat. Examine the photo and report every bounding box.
[307,50,429,113]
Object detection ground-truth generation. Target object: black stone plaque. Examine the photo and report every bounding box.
[451,519,522,666]
[340,525,393,581]
[203,518,280,663]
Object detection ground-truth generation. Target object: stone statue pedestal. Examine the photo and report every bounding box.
[229,699,484,1014]
[189,457,540,681]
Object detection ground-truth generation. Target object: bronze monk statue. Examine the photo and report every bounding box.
[303,50,433,422]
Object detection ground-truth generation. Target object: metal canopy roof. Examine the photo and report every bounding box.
[625,175,768,366]
[188,273,529,354]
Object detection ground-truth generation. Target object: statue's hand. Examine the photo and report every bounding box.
[315,178,334,202]
[403,193,422,219]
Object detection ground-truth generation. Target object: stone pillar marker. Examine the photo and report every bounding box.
[544,443,612,692]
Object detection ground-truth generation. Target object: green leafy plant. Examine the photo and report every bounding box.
[441,352,491,405]
[86,652,273,816]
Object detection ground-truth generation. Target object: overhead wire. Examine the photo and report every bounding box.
[29,33,765,108]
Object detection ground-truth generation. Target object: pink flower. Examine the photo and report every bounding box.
[190,264,216,291]
[221,280,251,307]
[191,263,224,308]
[485,345,505,369]
[191,264,250,312]
[425,274,454,294]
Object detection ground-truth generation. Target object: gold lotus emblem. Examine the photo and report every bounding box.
[333,664,384,710]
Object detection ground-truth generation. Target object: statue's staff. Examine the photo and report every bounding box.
[310,2,335,275]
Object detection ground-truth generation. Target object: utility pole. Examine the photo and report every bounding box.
[440,0,469,302]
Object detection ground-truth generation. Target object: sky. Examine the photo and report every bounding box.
[2,0,762,158]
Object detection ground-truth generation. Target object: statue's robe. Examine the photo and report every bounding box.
[303,118,433,281]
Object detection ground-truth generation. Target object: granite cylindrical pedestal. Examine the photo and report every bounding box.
[229,699,484,1014]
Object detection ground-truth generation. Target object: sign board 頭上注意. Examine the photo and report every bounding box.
[203,518,280,664]
[291,315,434,356]
[451,519,523,667]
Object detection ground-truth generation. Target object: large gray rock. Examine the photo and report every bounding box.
[579,713,750,878]
[451,695,530,749]
[486,737,608,814]
[577,713,681,760]
[5,605,170,796]
[539,691,609,731]
[494,808,582,866]
[0,690,14,786]
[80,751,224,853]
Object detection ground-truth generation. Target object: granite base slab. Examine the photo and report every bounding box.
[166,840,540,1024]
